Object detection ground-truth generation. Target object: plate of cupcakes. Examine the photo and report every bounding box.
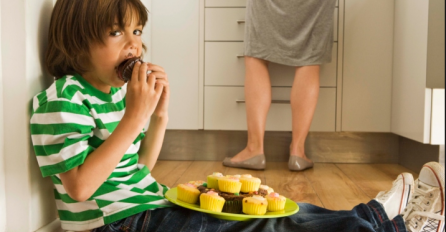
[165,173,299,221]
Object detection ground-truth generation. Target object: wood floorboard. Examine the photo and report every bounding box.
[336,164,418,199]
[151,161,193,187]
[264,162,324,208]
[152,161,414,211]
[171,161,227,187]
[304,163,371,211]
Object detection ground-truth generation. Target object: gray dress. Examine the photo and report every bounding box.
[244,0,337,66]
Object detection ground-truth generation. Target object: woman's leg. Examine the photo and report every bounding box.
[230,56,271,162]
[289,65,320,163]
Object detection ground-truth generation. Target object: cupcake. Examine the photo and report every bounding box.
[225,174,241,179]
[200,191,225,212]
[177,183,200,204]
[188,180,206,187]
[207,172,224,190]
[265,192,286,211]
[219,192,253,214]
[218,176,242,193]
[242,195,268,215]
[239,174,261,193]
[258,185,275,197]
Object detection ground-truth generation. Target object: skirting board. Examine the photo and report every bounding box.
[399,136,443,172]
[160,131,399,163]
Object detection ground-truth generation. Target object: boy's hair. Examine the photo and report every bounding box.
[46,0,148,79]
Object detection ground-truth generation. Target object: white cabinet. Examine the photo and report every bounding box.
[152,0,200,129]
[205,87,336,131]
[203,1,339,131]
[391,0,445,145]
[342,0,395,132]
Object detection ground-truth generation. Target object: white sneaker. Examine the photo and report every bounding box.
[402,162,445,232]
[375,173,414,219]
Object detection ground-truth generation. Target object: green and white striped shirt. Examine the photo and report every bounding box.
[30,74,172,231]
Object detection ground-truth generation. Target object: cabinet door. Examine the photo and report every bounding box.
[152,0,200,129]
[342,0,394,132]
[205,42,337,87]
[204,87,336,131]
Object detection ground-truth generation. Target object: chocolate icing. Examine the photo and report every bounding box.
[117,57,143,82]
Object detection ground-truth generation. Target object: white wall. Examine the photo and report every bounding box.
[0,1,7,231]
[1,0,56,231]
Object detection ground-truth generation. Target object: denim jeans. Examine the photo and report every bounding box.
[92,200,407,232]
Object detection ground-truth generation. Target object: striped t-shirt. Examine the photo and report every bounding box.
[30,74,172,231]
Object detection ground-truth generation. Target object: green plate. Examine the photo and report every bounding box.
[165,187,299,221]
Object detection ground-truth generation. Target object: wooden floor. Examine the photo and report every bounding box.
[152,161,418,211]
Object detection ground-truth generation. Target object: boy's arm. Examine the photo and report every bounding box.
[59,62,165,202]
[138,115,168,171]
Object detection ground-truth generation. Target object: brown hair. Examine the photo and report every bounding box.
[46,0,149,79]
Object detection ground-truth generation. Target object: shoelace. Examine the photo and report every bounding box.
[402,181,444,231]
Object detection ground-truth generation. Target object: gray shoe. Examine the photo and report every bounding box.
[222,154,266,170]
[288,156,314,171]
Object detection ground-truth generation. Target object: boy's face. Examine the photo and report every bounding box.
[83,16,144,93]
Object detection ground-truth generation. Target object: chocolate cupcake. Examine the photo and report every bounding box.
[219,192,254,214]
[116,57,142,82]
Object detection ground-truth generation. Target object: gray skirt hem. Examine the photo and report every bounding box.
[244,52,332,67]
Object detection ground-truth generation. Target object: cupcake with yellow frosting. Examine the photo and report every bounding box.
[242,195,268,215]
[200,191,225,212]
[207,172,224,190]
[218,176,242,193]
[239,174,261,193]
[258,185,275,196]
[265,192,286,211]
[177,183,200,204]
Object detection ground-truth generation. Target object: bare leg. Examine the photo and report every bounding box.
[289,65,320,163]
[231,56,271,162]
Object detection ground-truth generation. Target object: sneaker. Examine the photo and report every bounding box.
[402,162,445,232]
[375,173,414,219]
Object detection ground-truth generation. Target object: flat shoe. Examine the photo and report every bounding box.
[288,156,313,171]
[222,154,266,170]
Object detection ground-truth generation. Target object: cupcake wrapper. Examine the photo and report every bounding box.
[222,200,243,214]
[240,181,261,193]
[218,181,242,193]
[267,199,286,212]
[207,177,219,190]
[200,195,225,212]
[177,189,200,204]
[243,202,267,215]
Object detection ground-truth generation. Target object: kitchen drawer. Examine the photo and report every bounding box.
[205,0,338,8]
[206,0,247,7]
[205,42,337,87]
[205,8,246,41]
[204,86,336,131]
[205,8,338,42]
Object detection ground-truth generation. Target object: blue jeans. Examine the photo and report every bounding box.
[92,200,406,232]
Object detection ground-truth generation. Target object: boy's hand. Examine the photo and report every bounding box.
[147,63,170,118]
[124,61,165,126]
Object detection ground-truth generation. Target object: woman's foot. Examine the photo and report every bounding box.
[289,147,313,171]
[230,148,263,162]
[222,148,266,170]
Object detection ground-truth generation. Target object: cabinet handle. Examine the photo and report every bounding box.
[237,20,245,24]
[236,55,245,58]
[236,100,290,104]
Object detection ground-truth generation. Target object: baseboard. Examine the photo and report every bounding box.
[35,219,62,232]
[398,136,442,173]
[160,130,399,163]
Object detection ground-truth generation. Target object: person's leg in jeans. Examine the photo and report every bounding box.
[93,201,404,232]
